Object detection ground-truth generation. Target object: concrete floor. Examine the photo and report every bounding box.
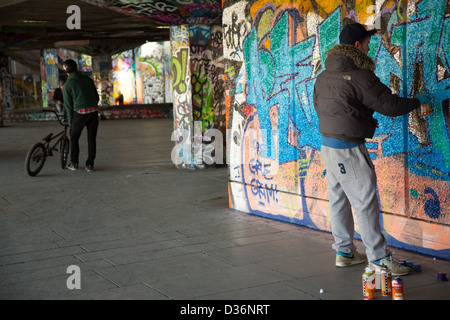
[0,118,449,301]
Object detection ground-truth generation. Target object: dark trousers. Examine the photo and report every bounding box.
[70,112,99,166]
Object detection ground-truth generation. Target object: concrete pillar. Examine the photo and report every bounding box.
[135,42,166,105]
[170,24,225,169]
[92,55,113,106]
[170,25,194,169]
[189,24,225,166]
[40,49,60,108]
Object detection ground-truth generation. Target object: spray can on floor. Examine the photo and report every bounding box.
[381,267,392,296]
[362,265,375,300]
[392,277,404,300]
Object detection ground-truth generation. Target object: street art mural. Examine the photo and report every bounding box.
[224,0,450,259]
[40,49,59,108]
[112,49,137,104]
[136,41,167,104]
[80,54,93,74]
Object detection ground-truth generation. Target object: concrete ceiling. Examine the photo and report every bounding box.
[0,0,222,62]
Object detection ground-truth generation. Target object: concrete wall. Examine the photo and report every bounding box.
[224,0,450,260]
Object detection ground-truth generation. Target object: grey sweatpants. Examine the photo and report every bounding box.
[321,144,388,261]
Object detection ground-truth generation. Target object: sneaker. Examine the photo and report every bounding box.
[370,255,411,276]
[67,162,78,171]
[85,164,94,172]
[336,251,367,267]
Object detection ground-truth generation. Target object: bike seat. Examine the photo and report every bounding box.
[42,133,53,142]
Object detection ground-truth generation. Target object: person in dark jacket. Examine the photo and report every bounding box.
[62,59,100,172]
[313,23,433,275]
[53,81,64,115]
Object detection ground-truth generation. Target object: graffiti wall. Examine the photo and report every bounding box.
[136,42,167,105]
[1,54,44,111]
[224,0,450,259]
[112,49,137,104]
[92,55,114,106]
[41,49,59,108]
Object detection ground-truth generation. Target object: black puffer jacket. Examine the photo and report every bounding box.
[313,44,420,143]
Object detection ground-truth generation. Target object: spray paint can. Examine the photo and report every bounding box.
[381,267,392,296]
[392,277,404,300]
[362,266,375,300]
[419,90,432,115]
[420,103,431,115]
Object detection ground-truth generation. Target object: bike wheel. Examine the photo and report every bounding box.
[60,137,69,169]
[25,143,47,176]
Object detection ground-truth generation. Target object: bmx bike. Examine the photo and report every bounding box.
[25,109,70,176]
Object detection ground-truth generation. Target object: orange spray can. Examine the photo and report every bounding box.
[419,90,432,115]
[392,277,404,300]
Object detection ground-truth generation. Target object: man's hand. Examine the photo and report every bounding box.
[415,89,434,106]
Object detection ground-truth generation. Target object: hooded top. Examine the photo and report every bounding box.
[313,44,420,143]
[62,71,99,125]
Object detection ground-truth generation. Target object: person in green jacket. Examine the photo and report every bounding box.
[62,59,99,172]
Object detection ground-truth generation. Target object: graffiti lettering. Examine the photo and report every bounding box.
[250,178,278,206]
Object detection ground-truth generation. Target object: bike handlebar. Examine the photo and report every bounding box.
[41,108,69,127]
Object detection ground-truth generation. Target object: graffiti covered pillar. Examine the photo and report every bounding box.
[190,24,212,168]
[170,25,195,169]
[224,0,450,260]
[170,24,226,169]
[210,24,226,164]
[40,49,59,108]
[92,55,113,106]
[136,42,166,105]
[189,24,219,168]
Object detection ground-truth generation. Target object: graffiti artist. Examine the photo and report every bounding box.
[313,23,433,276]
